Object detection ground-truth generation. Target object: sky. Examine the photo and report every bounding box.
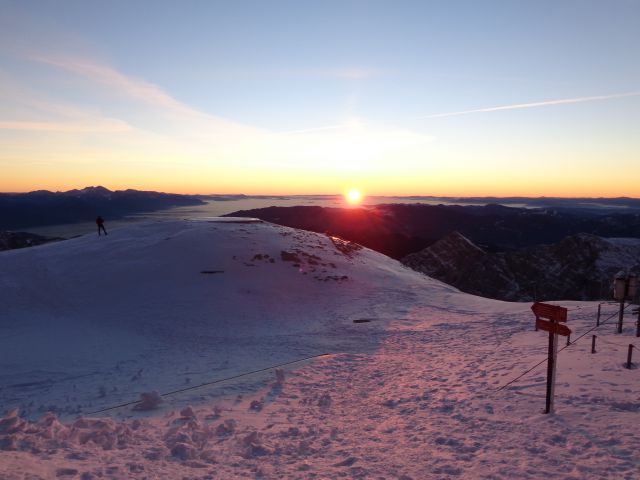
[0,0,639,196]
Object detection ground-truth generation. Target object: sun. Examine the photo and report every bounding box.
[345,188,363,205]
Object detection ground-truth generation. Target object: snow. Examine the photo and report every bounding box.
[1,219,638,479]
[607,237,640,247]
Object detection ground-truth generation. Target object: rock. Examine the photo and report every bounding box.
[0,435,18,451]
[179,406,196,418]
[215,419,236,436]
[333,456,357,467]
[318,393,332,408]
[171,441,198,460]
[55,468,79,477]
[132,391,163,411]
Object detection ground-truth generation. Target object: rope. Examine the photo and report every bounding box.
[85,352,330,415]
[495,303,634,392]
[561,302,633,348]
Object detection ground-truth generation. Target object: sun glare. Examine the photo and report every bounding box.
[345,188,363,205]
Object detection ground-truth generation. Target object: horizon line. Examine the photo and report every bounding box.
[2,187,639,201]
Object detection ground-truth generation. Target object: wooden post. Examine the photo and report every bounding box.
[544,322,558,414]
[626,345,634,369]
[617,300,624,334]
[636,309,640,338]
[566,334,571,346]
[591,335,597,354]
[596,304,601,326]
[532,302,569,415]
[534,316,538,331]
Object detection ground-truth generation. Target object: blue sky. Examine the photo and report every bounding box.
[1,0,639,195]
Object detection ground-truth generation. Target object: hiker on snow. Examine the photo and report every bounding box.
[96,216,108,236]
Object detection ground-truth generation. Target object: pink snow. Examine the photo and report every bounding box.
[0,220,638,478]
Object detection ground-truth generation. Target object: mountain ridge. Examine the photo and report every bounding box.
[0,186,204,230]
[403,231,640,301]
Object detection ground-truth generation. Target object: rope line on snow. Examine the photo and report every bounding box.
[495,303,634,392]
[85,352,331,415]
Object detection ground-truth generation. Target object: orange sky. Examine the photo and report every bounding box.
[1,2,639,198]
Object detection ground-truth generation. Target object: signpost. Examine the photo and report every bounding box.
[531,302,571,414]
[535,318,571,336]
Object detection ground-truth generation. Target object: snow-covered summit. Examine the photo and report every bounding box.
[0,219,458,418]
[1,220,638,479]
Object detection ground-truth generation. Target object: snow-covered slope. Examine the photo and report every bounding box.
[0,219,458,419]
[0,220,638,479]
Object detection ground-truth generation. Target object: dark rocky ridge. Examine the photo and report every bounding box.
[403,232,640,301]
[227,204,640,301]
[226,204,640,258]
[0,231,62,251]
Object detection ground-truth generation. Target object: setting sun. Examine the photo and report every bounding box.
[345,188,363,205]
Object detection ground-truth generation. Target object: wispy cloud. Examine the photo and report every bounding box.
[29,54,267,140]
[3,53,431,180]
[418,91,640,119]
[275,118,368,136]
[32,55,203,116]
[0,74,135,134]
[319,68,381,80]
[0,120,131,133]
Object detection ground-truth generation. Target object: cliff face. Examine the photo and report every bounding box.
[402,231,486,286]
[402,232,640,301]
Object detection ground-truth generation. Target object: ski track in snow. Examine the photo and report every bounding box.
[0,220,638,479]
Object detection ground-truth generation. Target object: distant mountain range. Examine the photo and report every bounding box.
[226,204,640,259]
[0,186,204,230]
[226,204,640,300]
[403,232,640,301]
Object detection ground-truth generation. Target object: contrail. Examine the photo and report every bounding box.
[274,124,350,135]
[417,91,640,119]
[272,90,640,135]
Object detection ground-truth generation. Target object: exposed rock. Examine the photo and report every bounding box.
[171,441,197,460]
[403,231,486,286]
[403,233,640,301]
[132,391,163,411]
[0,231,62,251]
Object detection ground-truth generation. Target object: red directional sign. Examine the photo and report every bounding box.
[536,318,572,336]
[531,302,568,323]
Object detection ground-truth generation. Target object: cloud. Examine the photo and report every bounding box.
[27,54,272,147]
[0,120,131,133]
[418,91,640,119]
[319,68,381,80]
[32,55,203,116]
[2,53,432,180]
[0,74,135,134]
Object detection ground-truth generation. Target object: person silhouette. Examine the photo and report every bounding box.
[96,216,108,236]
